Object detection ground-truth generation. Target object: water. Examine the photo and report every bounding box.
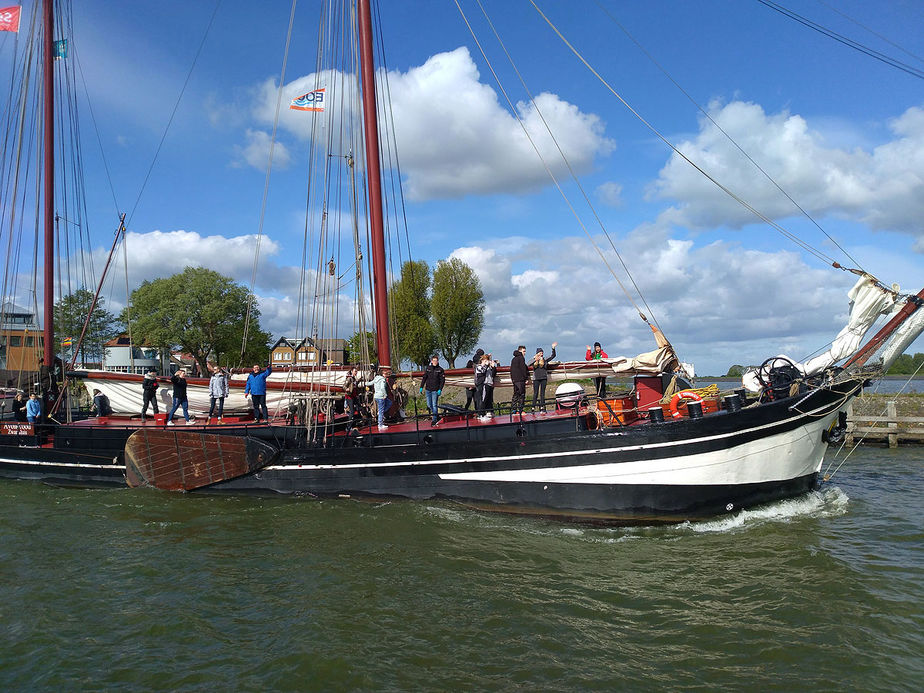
[1,448,921,691]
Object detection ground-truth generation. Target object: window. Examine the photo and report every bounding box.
[297,352,306,361]
[25,336,34,347]
[10,335,21,347]
[307,352,316,361]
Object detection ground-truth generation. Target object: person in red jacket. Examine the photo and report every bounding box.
[585,341,609,399]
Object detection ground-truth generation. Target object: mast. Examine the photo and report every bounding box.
[42,0,55,368]
[357,0,391,367]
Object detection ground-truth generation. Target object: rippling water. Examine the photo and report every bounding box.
[1,447,921,691]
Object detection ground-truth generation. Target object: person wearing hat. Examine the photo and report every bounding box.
[510,346,530,416]
[371,365,392,430]
[585,341,609,398]
[530,342,558,413]
[91,388,112,417]
[141,369,160,422]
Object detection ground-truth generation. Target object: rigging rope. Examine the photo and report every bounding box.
[241,0,298,365]
[593,0,866,272]
[755,0,924,80]
[454,0,658,331]
[528,0,846,270]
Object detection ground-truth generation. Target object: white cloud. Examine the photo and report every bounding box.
[232,129,292,170]
[652,101,924,239]
[44,224,917,375]
[249,47,615,200]
[596,181,623,206]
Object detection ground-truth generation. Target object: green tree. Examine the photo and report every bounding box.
[390,259,436,369]
[123,267,270,374]
[54,288,122,364]
[726,364,745,377]
[887,352,923,375]
[347,330,377,365]
[431,258,484,367]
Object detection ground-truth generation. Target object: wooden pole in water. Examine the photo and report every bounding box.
[357,0,391,368]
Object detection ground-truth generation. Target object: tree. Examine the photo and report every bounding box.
[431,258,484,367]
[390,259,436,369]
[347,330,377,365]
[887,352,923,375]
[54,288,122,365]
[726,364,745,377]
[123,267,270,374]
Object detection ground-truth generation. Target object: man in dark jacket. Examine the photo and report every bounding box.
[141,369,159,421]
[91,389,113,417]
[419,355,446,426]
[510,346,530,415]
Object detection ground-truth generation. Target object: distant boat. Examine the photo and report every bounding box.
[1,0,922,522]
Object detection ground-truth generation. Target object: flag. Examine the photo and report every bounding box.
[53,38,68,59]
[290,88,325,112]
[0,6,21,33]
[62,337,73,347]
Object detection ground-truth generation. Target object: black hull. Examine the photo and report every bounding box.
[0,380,859,522]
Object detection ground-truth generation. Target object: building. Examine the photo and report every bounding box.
[270,336,348,368]
[0,303,42,372]
[101,335,161,374]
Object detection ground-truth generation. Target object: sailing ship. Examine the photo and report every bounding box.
[1,0,922,522]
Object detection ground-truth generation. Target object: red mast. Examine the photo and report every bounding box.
[42,0,55,368]
[357,0,391,368]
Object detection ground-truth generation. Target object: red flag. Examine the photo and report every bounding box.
[0,6,21,33]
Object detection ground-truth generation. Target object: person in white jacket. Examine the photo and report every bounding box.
[207,368,230,423]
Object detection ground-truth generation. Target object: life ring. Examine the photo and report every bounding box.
[669,390,704,418]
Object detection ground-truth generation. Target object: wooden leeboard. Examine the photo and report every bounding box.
[124,429,279,490]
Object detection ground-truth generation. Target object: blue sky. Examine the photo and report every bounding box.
[2,0,922,374]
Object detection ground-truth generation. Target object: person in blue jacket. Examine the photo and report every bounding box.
[26,392,42,423]
[245,363,273,423]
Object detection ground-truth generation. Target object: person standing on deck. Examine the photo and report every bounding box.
[207,368,229,424]
[464,348,484,411]
[510,346,530,415]
[245,363,273,423]
[476,354,498,420]
[343,367,360,427]
[531,342,558,413]
[26,393,41,423]
[419,355,446,426]
[372,366,392,430]
[141,369,159,421]
[166,369,194,426]
[12,393,27,422]
[586,341,609,399]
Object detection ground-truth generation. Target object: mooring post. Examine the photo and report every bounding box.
[845,401,854,446]
[887,400,898,449]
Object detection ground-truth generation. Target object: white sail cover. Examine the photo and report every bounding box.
[743,274,899,391]
[81,370,348,417]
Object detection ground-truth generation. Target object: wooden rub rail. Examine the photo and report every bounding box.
[845,401,924,448]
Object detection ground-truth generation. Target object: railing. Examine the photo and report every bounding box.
[845,401,924,447]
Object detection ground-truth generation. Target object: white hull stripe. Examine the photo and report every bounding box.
[269,401,836,472]
[0,457,125,470]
